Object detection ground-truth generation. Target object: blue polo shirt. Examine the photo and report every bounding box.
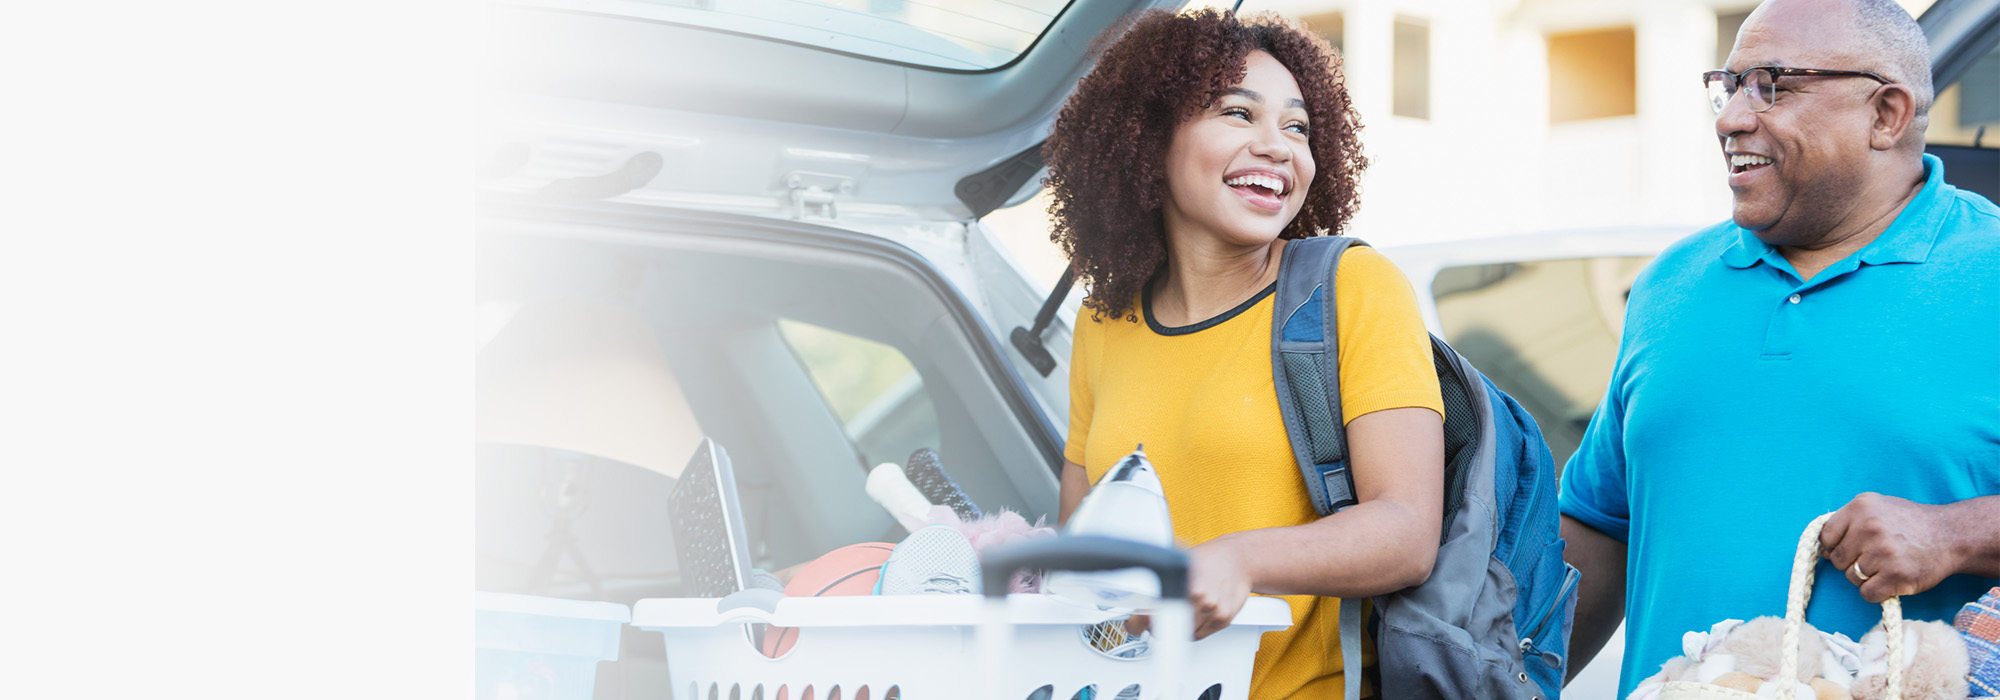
[1560,154,2000,698]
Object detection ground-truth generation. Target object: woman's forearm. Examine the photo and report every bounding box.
[1209,406,1447,598]
[1057,459,1090,526]
[1208,495,1440,598]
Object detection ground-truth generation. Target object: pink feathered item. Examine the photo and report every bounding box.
[924,505,1058,593]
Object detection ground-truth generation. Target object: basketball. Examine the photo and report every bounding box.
[757,542,894,658]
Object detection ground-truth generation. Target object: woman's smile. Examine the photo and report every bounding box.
[1224,167,1292,211]
[1160,50,1316,248]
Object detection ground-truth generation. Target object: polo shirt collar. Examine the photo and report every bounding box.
[1721,229,1775,269]
[1719,153,1950,270]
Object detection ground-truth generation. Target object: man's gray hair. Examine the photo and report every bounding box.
[1850,0,1934,121]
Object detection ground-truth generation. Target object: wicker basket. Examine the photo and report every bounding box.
[1659,513,1906,700]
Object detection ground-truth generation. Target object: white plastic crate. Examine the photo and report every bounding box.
[476,591,631,700]
[632,593,1290,700]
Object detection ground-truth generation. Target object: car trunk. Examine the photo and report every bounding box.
[477,198,1062,596]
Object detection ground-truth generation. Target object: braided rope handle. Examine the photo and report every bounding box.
[1782,513,1904,700]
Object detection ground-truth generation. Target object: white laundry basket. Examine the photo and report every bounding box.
[476,591,630,700]
[633,537,1291,700]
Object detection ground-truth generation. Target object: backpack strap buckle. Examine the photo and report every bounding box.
[1318,461,1357,512]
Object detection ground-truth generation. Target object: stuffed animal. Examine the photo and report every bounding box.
[1851,619,1970,700]
[1630,617,1866,700]
[1724,616,1830,682]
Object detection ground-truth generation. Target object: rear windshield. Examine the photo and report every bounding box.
[561,0,1074,70]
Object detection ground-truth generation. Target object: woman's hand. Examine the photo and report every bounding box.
[1185,537,1254,639]
[1123,536,1254,641]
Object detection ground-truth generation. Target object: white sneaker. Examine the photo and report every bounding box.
[1081,618,1150,659]
[875,525,981,595]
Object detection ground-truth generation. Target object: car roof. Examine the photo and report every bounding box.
[1377,226,1695,272]
[1371,226,1695,337]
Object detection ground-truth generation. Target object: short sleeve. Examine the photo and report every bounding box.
[1063,308,1097,465]
[1558,361,1634,542]
[1332,247,1446,424]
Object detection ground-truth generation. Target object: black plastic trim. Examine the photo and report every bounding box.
[981,536,1189,600]
[959,143,1045,219]
[1010,267,1074,378]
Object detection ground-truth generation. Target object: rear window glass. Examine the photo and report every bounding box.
[551,0,1074,70]
[779,319,941,469]
[1431,256,1651,470]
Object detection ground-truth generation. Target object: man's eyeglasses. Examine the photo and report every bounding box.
[1701,66,1892,113]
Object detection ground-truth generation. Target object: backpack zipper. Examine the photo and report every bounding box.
[1518,565,1580,668]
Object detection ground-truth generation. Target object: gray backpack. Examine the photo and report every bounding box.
[1271,236,1578,699]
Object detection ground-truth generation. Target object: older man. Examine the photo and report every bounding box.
[1558,0,2000,694]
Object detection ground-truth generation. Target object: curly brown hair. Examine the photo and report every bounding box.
[1043,9,1367,321]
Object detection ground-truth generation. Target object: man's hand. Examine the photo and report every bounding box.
[1820,492,1959,603]
[1123,537,1254,641]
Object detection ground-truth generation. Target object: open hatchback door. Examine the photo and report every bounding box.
[477,4,1186,693]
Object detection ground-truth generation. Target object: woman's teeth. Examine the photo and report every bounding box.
[1225,174,1285,195]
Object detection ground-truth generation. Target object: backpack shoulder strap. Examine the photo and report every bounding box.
[1270,235,1368,517]
[1341,596,1367,700]
[1273,236,1374,700]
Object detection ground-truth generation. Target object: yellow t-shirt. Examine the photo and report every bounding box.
[1063,245,1444,700]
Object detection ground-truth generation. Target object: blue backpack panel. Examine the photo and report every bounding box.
[1271,236,1578,700]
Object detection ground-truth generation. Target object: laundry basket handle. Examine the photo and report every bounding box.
[980,535,1188,600]
[1783,514,1904,700]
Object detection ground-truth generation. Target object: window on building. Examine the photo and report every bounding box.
[1394,16,1431,120]
[1715,9,1753,67]
[1547,27,1638,123]
[1301,11,1344,56]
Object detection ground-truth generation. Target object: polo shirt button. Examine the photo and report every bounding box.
[1788,293,1802,304]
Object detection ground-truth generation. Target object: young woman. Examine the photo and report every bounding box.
[1046,10,1446,699]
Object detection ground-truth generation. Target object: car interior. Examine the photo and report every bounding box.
[475,205,1063,695]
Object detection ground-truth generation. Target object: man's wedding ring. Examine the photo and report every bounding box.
[1851,561,1872,582]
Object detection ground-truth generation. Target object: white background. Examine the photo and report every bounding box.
[2,2,471,696]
